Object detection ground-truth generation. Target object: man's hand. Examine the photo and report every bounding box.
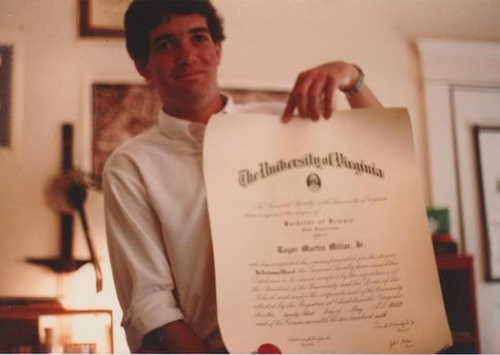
[281,61,381,123]
[139,320,211,353]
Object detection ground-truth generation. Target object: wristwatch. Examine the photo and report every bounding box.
[341,64,364,97]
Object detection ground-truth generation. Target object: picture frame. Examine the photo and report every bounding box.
[79,0,131,37]
[90,82,160,187]
[0,45,13,148]
[474,125,500,281]
[0,29,24,160]
[88,81,289,188]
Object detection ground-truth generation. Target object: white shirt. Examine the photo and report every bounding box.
[103,96,283,351]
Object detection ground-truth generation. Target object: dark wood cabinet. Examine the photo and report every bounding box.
[0,298,113,353]
[437,256,480,353]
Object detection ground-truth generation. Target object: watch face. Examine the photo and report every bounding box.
[343,65,364,96]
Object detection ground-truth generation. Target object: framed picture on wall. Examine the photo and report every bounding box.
[222,88,288,105]
[0,30,23,159]
[474,125,500,281]
[79,0,132,37]
[0,45,14,149]
[90,83,288,187]
[91,83,160,187]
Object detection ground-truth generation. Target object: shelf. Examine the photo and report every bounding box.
[0,298,113,353]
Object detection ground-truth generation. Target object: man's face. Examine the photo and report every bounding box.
[137,14,222,106]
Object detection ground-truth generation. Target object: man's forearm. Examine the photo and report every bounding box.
[346,83,382,109]
[139,320,211,353]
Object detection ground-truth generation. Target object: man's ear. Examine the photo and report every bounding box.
[134,58,151,81]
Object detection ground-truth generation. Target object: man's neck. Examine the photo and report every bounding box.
[163,93,225,124]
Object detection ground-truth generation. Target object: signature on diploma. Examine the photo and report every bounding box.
[373,318,415,332]
[289,335,331,347]
[389,337,415,351]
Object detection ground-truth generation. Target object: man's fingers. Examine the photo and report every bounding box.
[295,88,309,119]
[323,76,335,119]
[281,97,296,123]
[307,76,326,121]
[285,68,343,122]
[285,62,361,122]
[292,72,313,119]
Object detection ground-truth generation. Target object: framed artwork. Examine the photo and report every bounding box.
[90,83,288,187]
[0,30,23,158]
[79,0,132,37]
[0,45,13,148]
[223,88,288,105]
[91,83,160,187]
[474,125,500,281]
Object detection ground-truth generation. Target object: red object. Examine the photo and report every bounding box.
[257,343,281,354]
[433,233,453,242]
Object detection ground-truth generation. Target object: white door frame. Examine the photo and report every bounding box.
[416,39,500,252]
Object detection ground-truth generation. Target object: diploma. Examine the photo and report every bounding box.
[203,108,452,353]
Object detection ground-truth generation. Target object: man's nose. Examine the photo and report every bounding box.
[176,42,196,64]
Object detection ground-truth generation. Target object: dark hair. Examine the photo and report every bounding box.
[125,0,225,62]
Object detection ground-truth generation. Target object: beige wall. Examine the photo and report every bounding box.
[1,0,500,352]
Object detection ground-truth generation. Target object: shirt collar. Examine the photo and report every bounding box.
[221,94,235,114]
[158,94,234,145]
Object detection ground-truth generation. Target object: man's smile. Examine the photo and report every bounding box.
[174,70,207,80]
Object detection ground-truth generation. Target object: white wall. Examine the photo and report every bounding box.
[1,0,500,352]
[418,40,500,353]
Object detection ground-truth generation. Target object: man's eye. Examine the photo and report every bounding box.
[156,40,175,51]
[192,34,209,44]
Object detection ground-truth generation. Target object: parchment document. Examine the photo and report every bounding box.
[203,108,452,353]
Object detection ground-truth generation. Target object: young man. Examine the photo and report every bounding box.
[103,0,382,352]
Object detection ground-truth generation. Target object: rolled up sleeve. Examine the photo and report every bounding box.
[122,290,184,349]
